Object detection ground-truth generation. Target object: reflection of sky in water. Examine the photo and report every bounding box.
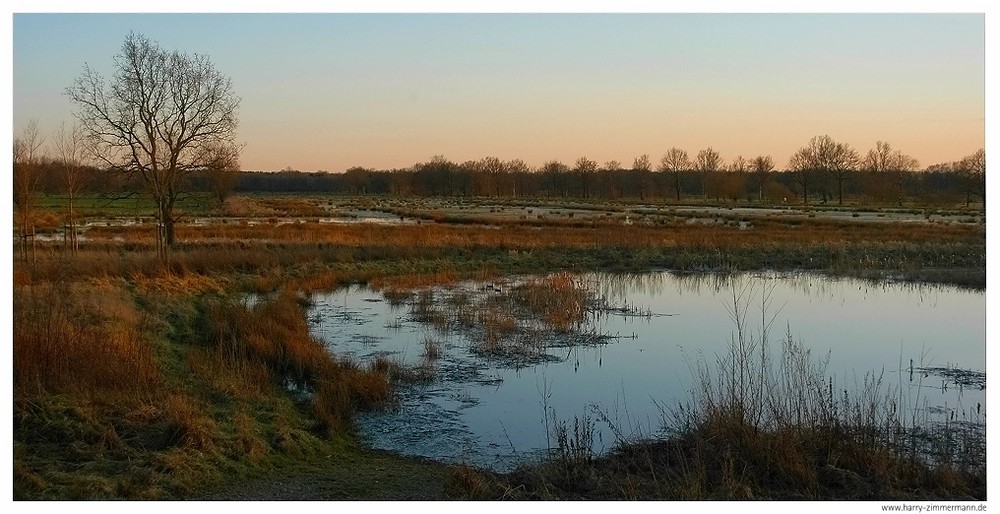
[309,272,985,472]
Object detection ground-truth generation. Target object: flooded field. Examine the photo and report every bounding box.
[309,271,985,472]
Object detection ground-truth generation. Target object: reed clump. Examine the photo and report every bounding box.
[513,272,589,332]
[200,292,392,433]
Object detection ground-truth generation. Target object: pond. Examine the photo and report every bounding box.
[307,271,985,472]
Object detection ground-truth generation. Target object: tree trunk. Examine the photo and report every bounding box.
[165,216,176,246]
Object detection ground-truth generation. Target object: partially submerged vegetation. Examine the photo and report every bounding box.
[390,272,604,362]
[443,284,985,500]
[12,194,986,500]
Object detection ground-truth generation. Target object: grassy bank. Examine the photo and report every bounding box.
[12,280,404,499]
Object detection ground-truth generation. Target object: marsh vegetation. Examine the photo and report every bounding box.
[12,192,986,500]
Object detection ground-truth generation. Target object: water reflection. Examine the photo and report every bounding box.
[308,271,984,472]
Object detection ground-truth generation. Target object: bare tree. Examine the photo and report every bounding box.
[475,156,507,196]
[66,32,240,259]
[788,135,858,205]
[862,141,919,206]
[574,156,598,198]
[53,122,90,254]
[633,154,652,200]
[602,160,622,199]
[659,148,690,201]
[729,155,748,173]
[829,140,859,205]
[720,155,748,203]
[540,160,569,197]
[632,154,651,172]
[958,148,986,207]
[750,155,774,204]
[695,147,723,199]
[200,142,242,205]
[506,158,530,197]
[13,120,45,261]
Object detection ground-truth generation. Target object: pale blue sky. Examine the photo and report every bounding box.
[12,12,986,171]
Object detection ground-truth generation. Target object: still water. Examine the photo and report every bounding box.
[308,272,985,472]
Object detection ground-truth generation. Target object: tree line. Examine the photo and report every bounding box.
[17,131,987,209]
[233,142,985,207]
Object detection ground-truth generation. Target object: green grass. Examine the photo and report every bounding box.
[35,192,221,218]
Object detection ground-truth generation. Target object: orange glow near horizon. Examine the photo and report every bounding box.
[14,13,985,172]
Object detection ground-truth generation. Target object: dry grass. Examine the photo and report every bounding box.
[13,282,162,401]
[82,213,983,249]
[255,197,331,217]
[161,393,220,453]
[514,272,589,332]
[18,212,985,295]
[201,291,392,434]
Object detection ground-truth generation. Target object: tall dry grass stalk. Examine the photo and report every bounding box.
[668,278,984,483]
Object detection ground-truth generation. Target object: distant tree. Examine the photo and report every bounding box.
[413,155,457,196]
[574,156,598,198]
[695,147,723,199]
[52,122,90,253]
[958,148,986,206]
[788,135,858,205]
[506,158,530,197]
[201,142,242,204]
[722,155,749,203]
[750,155,774,203]
[343,166,372,195]
[729,155,748,173]
[388,168,414,196]
[13,120,45,260]
[632,154,651,172]
[67,32,241,258]
[600,160,623,199]
[862,141,919,205]
[471,156,505,196]
[633,154,653,200]
[659,148,690,201]
[788,148,816,205]
[540,160,569,197]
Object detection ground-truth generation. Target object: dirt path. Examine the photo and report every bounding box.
[197,448,455,500]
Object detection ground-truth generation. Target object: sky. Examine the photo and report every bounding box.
[9,7,988,173]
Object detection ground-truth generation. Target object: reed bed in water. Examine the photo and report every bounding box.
[387,272,600,360]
